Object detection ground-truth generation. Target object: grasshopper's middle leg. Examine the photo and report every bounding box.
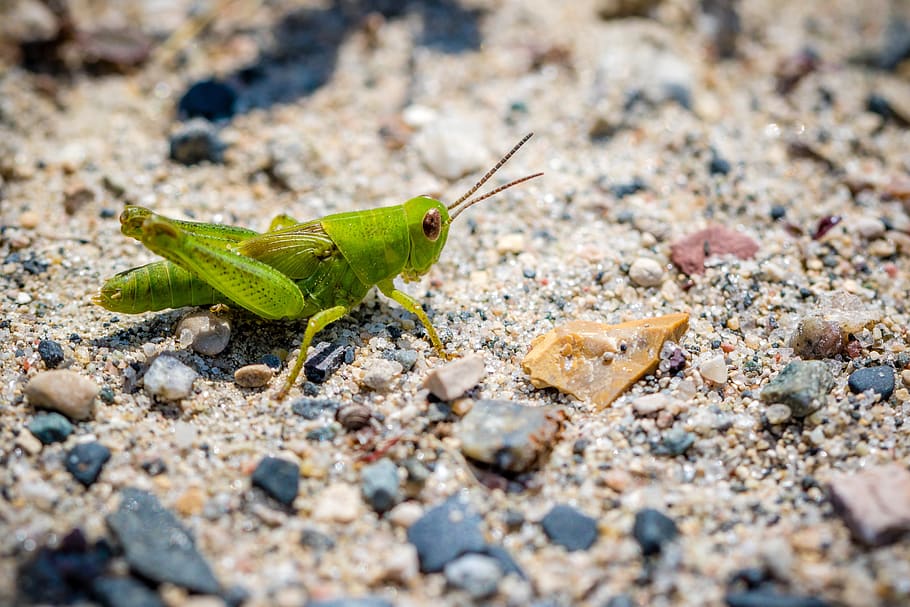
[276,305,348,400]
[377,279,448,358]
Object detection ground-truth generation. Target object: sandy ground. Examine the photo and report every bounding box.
[2,0,910,605]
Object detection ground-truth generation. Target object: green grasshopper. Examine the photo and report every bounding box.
[94,133,541,398]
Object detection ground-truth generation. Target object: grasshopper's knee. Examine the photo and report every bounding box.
[120,206,153,238]
[142,219,181,247]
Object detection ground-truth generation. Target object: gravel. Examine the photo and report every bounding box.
[24,370,98,420]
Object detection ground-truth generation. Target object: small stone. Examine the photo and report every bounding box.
[444,554,503,598]
[177,79,238,122]
[651,427,695,456]
[386,348,418,371]
[177,311,231,356]
[496,233,526,255]
[16,292,32,304]
[17,529,112,605]
[359,358,403,391]
[63,184,95,215]
[414,118,488,180]
[169,119,224,165]
[725,591,829,607]
[91,576,166,607]
[522,313,690,408]
[540,504,598,551]
[361,458,400,514]
[455,400,565,473]
[670,226,759,275]
[19,210,41,229]
[65,442,111,486]
[27,411,73,444]
[389,502,425,528]
[381,543,420,585]
[234,364,273,388]
[143,355,197,401]
[902,369,910,388]
[422,355,486,401]
[847,365,895,401]
[853,216,886,239]
[306,598,393,607]
[15,430,44,455]
[828,463,910,547]
[252,456,299,507]
[305,342,351,383]
[765,404,793,425]
[174,421,198,450]
[633,508,679,556]
[292,398,341,420]
[107,488,221,594]
[760,360,835,417]
[698,354,728,384]
[708,150,731,175]
[37,339,65,368]
[25,370,99,421]
[312,483,362,523]
[300,528,336,552]
[632,393,673,416]
[407,495,486,573]
[261,353,282,369]
[790,317,844,359]
[174,486,207,516]
[628,257,664,287]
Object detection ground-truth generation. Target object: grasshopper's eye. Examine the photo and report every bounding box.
[422,208,441,241]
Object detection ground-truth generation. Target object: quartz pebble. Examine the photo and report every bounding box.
[25,370,99,421]
[827,463,910,546]
[540,504,599,551]
[422,354,485,401]
[847,365,895,401]
[313,483,362,523]
[444,554,503,598]
[144,355,197,401]
[252,456,299,507]
[177,311,231,356]
[234,363,273,388]
[414,118,488,179]
[359,358,403,391]
[760,360,834,418]
[360,458,400,514]
[698,354,728,384]
[765,403,793,425]
[633,508,679,556]
[455,399,564,472]
[628,257,664,287]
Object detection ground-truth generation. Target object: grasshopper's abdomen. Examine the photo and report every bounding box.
[93,260,227,313]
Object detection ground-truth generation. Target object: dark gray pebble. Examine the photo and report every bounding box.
[292,398,342,420]
[725,590,830,607]
[651,427,695,456]
[709,150,731,175]
[360,458,400,513]
[633,508,679,556]
[760,360,835,417]
[261,353,282,369]
[251,456,299,507]
[17,528,111,605]
[306,598,393,607]
[38,339,65,368]
[847,365,895,401]
[169,119,224,165]
[540,504,598,551]
[407,495,486,573]
[91,576,164,607]
[66,442,111,486]
[28,411,73,444]
[300,528,336,552]
[106,488,221,594]
[177,79,238,121]
[306,426,336,442]
[305,341,352,383]
[605,594,637,607]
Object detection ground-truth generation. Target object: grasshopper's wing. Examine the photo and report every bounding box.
[234,219,340,279]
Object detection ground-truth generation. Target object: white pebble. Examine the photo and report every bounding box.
[496,233,526,255]
[177,311,231,356]
[422,354,486,401]
[174,420,198,450]
[414,119,488,180]
[632,393,672,416]
[144,355,197,401]
[699,355,728,384]
[16,292,32,304]
[388,501,425,528]
[402,104,438,128]
[312,483,362,523]
[852,216,885,239]
[444,554,503,599]
[628,257,664,287]
[360,359,403,391]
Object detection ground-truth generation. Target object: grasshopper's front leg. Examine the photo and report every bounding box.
[276,305,349,400]
[377,279,448,359]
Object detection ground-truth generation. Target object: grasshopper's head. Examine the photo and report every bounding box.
[402,133,542,281]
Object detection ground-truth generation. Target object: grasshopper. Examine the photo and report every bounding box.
[94,133,541,398]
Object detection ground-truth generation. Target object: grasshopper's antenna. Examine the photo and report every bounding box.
[449,172,544,221]
[448,132,536,212]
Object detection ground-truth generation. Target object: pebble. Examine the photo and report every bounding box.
[540,504,599,551]
[168,119,224,165]
[444,554,503,598]
[251,456,299,508]
[414,118,488,180]
[300,528,336,552]
[670,226,759,275]
[174,486,207,517]
[422,354,486,401]
[234,363,273,388]
[174,421,198,450]
[291,398,341,420]
[765,403,793,425]
[407,495,486,573]
[760,360,835,418]
[359,358,403,391]
[652,427,696,456]
[17,529,112,605]
[27,411,73,444]
[143,355,197,401]
[91,576,166,607]
[725,591,830,607]
[65,442,111,487]
[19,210,41,229]
[25,370,99,420]
[385,348,418,372]
[847,365,895,401]
[628,257,664,287]
[177,311,231,356]
[632,392,674,416]
[37,339,65,368]
[62,183,94,215]
[360,458,400,514]
[305,341,352,383]
[496,233,526,255]
[852,216,886,239]
[455,399,564,473]
[827,463,910,546]
[306,598,393,607]
[790,317,844,359]
[107,488,221,594]
[632,508,679,556]
[698,354,728,384]
[388,501,425,528]
[177,79,238,122]
[312,483,362,523]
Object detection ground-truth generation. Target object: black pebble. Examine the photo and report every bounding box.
[169,119,224,165]
[141,457,167,476]
[27,412,73,444]
[540,504,598,551]
[251,456,299,507]
[305,342,351,383]
[66,442,111,486]
[38,339,65,368]
[709,150,731,175]
[610,177,647,199]
[847,365,895,401]
[17,528,112,605]
[261,353,282,369]
[177,79,238,122]
[407,495,486,572]
[770,205,787,220]
[632,508,678,556]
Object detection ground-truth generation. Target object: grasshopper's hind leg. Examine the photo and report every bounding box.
[134,216,309,321]
[276,305,348,400]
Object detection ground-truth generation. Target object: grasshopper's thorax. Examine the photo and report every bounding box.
[401,196,451,282]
